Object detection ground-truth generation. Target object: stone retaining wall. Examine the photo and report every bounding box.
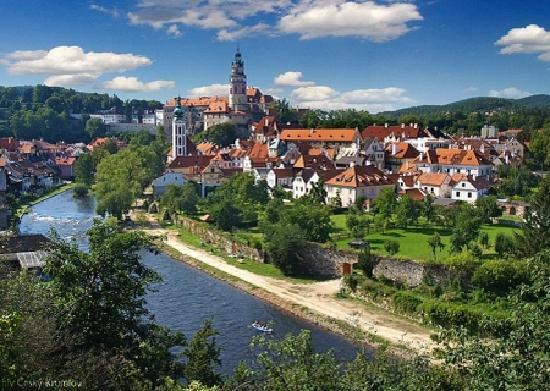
[373,257,472,288]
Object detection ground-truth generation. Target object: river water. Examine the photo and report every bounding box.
[19,190,362,373]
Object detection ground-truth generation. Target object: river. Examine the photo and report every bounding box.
[19,190,362,373]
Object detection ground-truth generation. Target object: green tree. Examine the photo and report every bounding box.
[529,125,550,169]
[515,175,550,257]
[184,319,221,387]
[395,195,420,228]
[72,183,89,198]
[478,231,489,248]
[211,200,242,231]
[160,183,199,216]
[384,240,400,256]
[264,223,305,275]
[85,117,106,139]
[195,123,237,147]
[495,233,515,257]
[423,194,436,224]
[374,188,397,217]
[475,196,501,223]
[75,153,94,186]
[428,232,444,261]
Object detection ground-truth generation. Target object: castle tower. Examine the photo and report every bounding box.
[229,48,248,112]
[171,96,187,159]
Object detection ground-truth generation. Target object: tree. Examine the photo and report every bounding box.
[211,200,242,231]
[85,117,106,139]
[305,181,327,204]
[264,223,305,275]
[495,233,515,257]
[395,195,420,228]
[72,183,89,198]
[478,231,489,248]
[449,204,482,252]
[529,125,550,169]
[384,240,400,256]
[428,232,444,261]
[184,319,221,387]
[195,123,236,147]
[374,188,397,217]
[475,196,501,223]
[43,221,187,387]
[515,175,550,257]
[423,195,436,224]
[74,153,94,186]
[160,183,199,216]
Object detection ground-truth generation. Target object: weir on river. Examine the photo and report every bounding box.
[19,190,361,373]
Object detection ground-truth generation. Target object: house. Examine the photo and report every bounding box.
[386,142,419,173]
[324,165,395,208]
[415,148,493,178]
[362,123,428,142]
[152,172,186,198]
[292,169,341,199]
[279,128,361,152]
[168,155,214,182]
[361,137,385,170]
[451,175,493,203]
[416,172,452,198]
[200,159,241,197]
[54,156,77,179]
[251,115,277,143]
[267,168,295,189]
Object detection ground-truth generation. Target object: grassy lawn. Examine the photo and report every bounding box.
[330,214,519,262]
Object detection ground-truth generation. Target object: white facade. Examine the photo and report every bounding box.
[407,138,451,153]
[89,114,126,123]
[324,184,394,208]
[451,179,489,203]
[152,172,186,198]
[171,99,188,160]
[267,169,294,189]
[417,161,493,178]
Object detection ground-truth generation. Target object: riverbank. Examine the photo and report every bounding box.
[15,182,75,220]
[141,226,435,355]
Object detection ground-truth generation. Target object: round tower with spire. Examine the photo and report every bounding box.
[229,48,248,112]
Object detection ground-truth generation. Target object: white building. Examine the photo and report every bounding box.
[451,176,492,203]
[89,113,126,124]
[152,172,186,198]
[267,168,294,189]
[416,148,493,178]
[407,137,451,154]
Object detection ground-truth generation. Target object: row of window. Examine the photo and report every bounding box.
[455,191,473,198]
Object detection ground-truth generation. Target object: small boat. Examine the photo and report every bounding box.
[251,322,273,333]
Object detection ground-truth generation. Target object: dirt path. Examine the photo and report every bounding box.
[143,227,434,353]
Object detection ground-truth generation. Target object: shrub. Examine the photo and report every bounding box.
[472,260,529,295]
[384,240,400,256]
[393,291,422,314]
[478,231,489,248]
[494,233,516,257]
[72,183,88,198]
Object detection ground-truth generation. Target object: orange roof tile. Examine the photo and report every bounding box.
[417,172,449,187]
[325,165,393,188]
[280,128,358,143]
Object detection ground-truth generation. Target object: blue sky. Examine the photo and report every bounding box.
[0,0,549,112]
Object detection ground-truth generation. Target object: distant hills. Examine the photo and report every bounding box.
[381,94,550,118]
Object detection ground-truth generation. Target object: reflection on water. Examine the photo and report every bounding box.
[19,189,364,372]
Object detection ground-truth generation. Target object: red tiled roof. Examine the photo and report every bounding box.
[417,172,449,187]
[362,125,427,141]
[325,165,393,188]
[168,155,213,170]
[389,142,419,159]
[55,157,77,166]
[293,154,335,170]
[280,128,358,143]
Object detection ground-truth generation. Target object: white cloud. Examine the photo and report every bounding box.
[279,1,423,41]
[291,85,415,112]
[90,4,120,18]
[167,24,183,37]
[124,0,421,42]
[274,71,315,87]
[44,74,99,87]
[4,45,151,76]
[187,83,229,97]
[488,87,532,99]
[217,23,273,41]
[103,76,175,92]
[291,86,336,101]
[1,45,158,88]
[496,24,550,62]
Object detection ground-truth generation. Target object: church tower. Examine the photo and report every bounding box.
[171,96,187,159]
[229,48,248,112]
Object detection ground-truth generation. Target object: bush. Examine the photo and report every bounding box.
[472,260,529,295]
[72,183,88,198]
[494,233,516,257]
[478,231,489,248]
[393,291,422,314]
[384,240,400,256]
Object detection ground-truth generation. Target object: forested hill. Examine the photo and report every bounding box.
[381,94,550,119]
[0,85,162,143]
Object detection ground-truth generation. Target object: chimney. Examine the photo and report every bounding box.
[401,123,405,128]
[384,123,388,128]
[413,123,418,128]
[419,152,424,161]
[373,122,376,126]
[265,118,269,127]
[409,122,413,127]
[391,143,397,155]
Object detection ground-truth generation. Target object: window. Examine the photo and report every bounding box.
[456,191,460,197]
[468,192,472,198]
[462,182,465,187]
